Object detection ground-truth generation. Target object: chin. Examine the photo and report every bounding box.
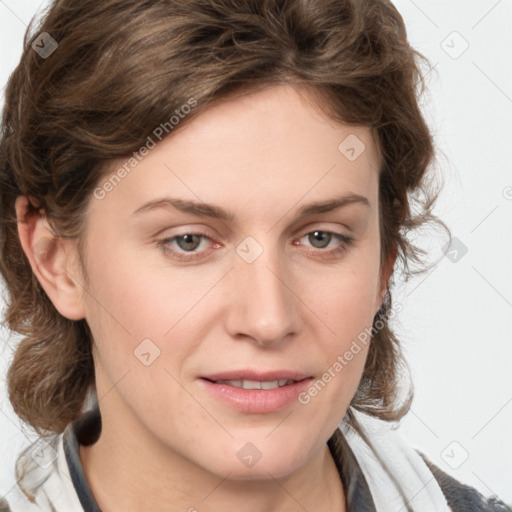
[217,459,303,481]
[199,439,311,481]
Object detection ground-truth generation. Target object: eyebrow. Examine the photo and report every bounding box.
[132,193,370,223]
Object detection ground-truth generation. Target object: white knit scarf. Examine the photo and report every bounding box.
[342,408,451,512]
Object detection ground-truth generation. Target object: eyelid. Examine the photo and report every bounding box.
[157,221,352,245]
[293,220,354,240]
[157,224,354,263]
[294,230,354,253]
[152,223,217,238]
[157,232,216,262]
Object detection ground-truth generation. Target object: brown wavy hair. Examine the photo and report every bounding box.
[0,0,449,435]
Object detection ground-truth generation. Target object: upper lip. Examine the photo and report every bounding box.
[201,370,312,382]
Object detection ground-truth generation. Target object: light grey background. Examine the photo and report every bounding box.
[1,0,511,505]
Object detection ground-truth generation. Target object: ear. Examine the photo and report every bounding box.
[15,196,86,320]
[375,246,397,314]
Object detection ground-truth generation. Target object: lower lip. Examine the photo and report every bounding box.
[199,378,314,413]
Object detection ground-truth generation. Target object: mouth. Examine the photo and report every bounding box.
[199,371,313,413]
[203,378,298,390]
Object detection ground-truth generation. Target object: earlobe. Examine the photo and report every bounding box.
[15,196,86,321]
[376,247,398,316]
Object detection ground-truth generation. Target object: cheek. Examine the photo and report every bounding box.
[315,259,382,341]
[80,240,222,385]
[81,236,184,334]
[297,287,374,437]
[314,273,375,375]
[303,253,381,398]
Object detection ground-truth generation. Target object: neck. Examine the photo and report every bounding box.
[79,405,346,512]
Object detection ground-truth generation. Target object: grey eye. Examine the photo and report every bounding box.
[175,234,203,251]
[307,231,332,249]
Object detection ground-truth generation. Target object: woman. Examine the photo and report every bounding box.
[0,0,509,510]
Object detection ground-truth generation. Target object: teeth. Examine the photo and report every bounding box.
[216,379,293,389]
[243,380,261,390]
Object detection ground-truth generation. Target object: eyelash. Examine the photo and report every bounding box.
[157,230,354,262]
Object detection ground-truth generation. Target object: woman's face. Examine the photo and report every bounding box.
[77,84,389,479]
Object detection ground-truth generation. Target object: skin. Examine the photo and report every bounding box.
[17,83,395,512]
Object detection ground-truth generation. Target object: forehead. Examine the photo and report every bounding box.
[166,83,380,169]
[93,84,380,222]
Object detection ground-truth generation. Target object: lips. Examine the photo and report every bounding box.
[199,370,313,413]
[213,379,294,390]
[201,370,311,383]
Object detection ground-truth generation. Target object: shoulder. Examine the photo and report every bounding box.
[2,429,84,512]
[419,451,511,512]
[338,408,511,512]
[1,434,62,511]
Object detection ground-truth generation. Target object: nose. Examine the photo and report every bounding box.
[224,242,300,347]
